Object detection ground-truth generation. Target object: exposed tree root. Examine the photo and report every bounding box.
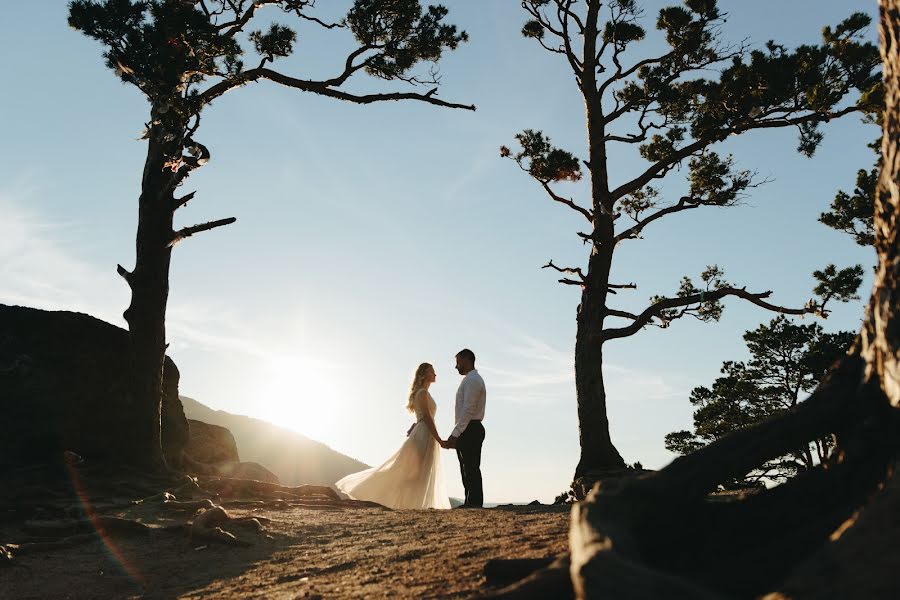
[491,355,899,599]
[195,477,340,501]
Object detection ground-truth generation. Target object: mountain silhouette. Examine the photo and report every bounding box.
[180,395,369,487]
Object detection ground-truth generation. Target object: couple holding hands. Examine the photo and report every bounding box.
[336,349,486,509]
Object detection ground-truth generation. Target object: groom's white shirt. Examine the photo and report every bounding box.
[451,369,486,438]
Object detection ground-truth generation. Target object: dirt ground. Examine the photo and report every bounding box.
[1,502,571,599]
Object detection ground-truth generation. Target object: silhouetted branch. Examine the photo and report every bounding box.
[218,0,273,37]
[199,67,474,110]
[558,0,584,75]
[540,183,594,222]
[600,286,816,341]
[294,10,344,30]
[116,264,132,285]
[168,217,237,247]
[544,260,586,281]
[321,44,379,87]
[615,196,700,242]
[605,308,639,320]
[612,106,862,202]
[555,0,585,35]
[172,191,196,212]
[524,0,583,74]
[605,105,669,143]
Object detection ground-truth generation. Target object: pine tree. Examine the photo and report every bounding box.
[505,0,880,477]
[665,316,856,488]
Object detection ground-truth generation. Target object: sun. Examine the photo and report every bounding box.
[254,353,342,444]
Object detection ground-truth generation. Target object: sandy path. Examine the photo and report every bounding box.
[2,504,570,599]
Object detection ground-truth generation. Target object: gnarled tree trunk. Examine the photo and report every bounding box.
[573,2,628,477]
[119,129,180,472]
[863,0,900,410]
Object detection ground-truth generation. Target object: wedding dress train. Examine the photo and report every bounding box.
[335,391,450,509]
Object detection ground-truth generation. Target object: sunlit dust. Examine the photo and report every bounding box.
[253,354,343,445]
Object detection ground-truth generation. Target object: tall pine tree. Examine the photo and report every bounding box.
[505,0,880,478]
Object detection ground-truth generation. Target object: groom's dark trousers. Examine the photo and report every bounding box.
[456,420,485,507]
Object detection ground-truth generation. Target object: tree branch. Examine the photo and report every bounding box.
[320,45,378,87]
[543,259,586,281]
[557,0,584,76]
[172,191,196,212]
[294,11,344,30]
[605,104,668,143]
[599,286,816,342]
[598,52,673,96]
[555,0,585,34]
[116,264,132,285]
[540,182,594,222]
[605,308,639,320]
[611,106,863,202]
[198,67,475,110]
[615,196,700,242]
[168,217,237,247]
[218,1,277,37]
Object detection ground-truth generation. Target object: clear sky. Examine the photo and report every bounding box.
[0,1,879,503]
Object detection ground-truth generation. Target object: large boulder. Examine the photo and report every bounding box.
[183,419,280,484]
[184,419,239,464]
[0,304,188,468]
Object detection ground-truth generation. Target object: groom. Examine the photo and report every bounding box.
[445,348,486,508]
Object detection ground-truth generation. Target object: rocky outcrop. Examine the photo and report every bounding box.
[183,418,280,483]
[0,304,188,467]
[184,419,239,464]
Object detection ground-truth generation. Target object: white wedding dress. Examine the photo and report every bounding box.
[335,390,450,509]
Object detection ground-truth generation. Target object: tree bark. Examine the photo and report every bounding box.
[572,0,627,477]
[574,329,625,477]
[863,0,900,409]
[120,130,179,472]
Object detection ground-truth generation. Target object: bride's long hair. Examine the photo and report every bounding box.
[406,362,433,413]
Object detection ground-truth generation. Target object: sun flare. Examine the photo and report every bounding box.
[255,354,341,445]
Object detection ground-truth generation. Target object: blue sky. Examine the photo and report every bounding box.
[0,1,879,502]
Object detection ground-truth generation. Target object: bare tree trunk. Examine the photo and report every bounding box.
[120,133,177,472]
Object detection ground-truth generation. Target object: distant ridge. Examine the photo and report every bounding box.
[180,395,369,487]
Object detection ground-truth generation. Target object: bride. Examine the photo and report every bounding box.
[335,363,451,509]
